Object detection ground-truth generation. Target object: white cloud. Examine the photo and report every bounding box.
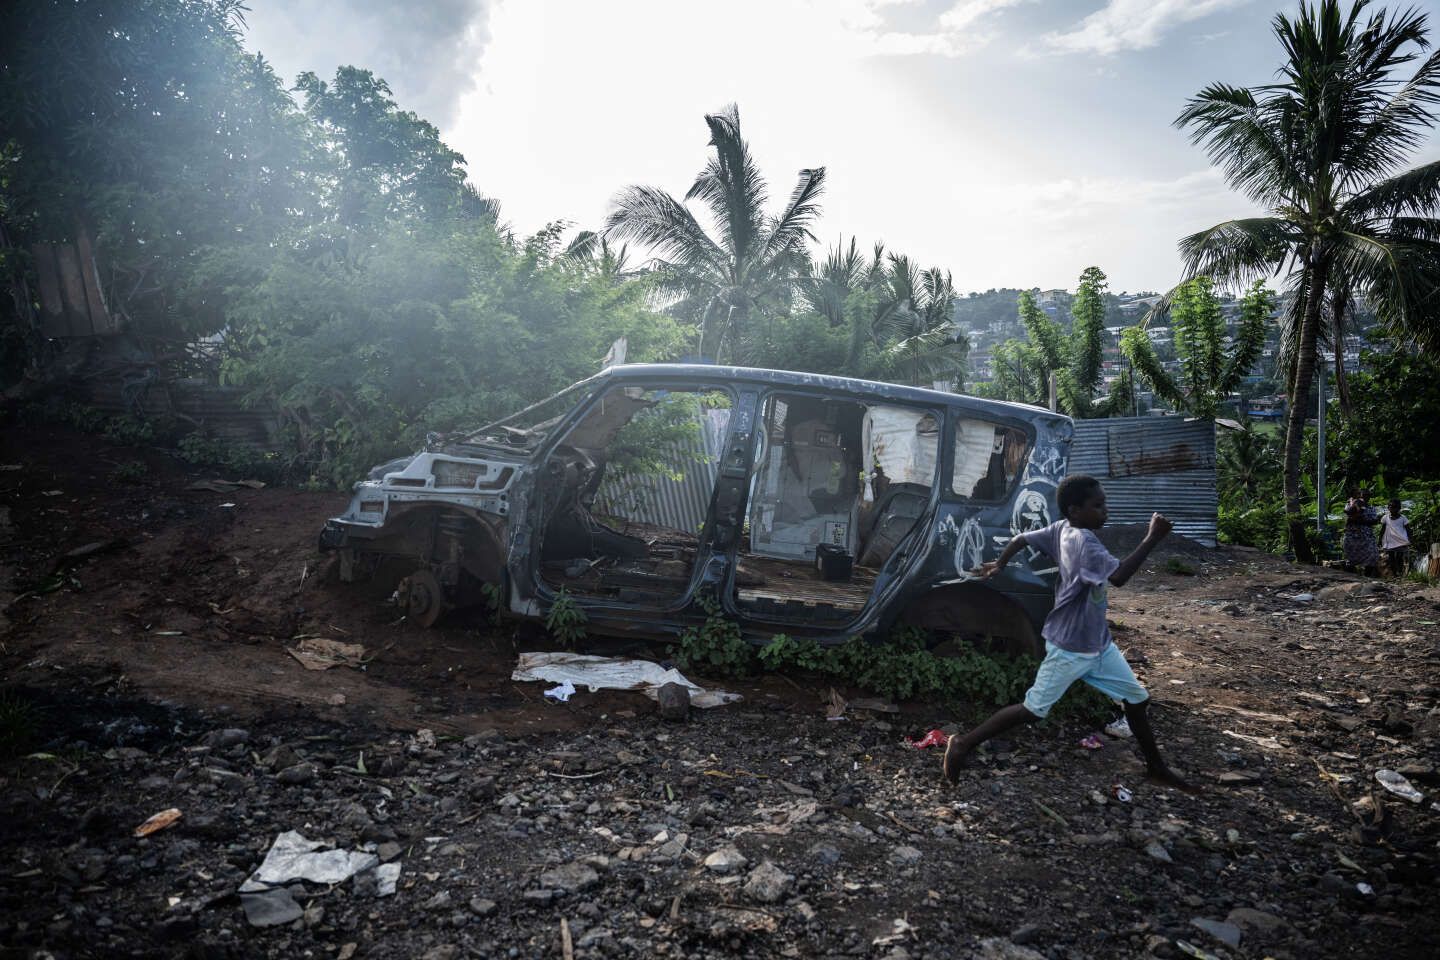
[1042,0,1251,56]
[837,0,1033,58]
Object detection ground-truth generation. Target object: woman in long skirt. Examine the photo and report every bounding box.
[1343,488,1381,575]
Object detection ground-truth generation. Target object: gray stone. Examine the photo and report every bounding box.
[523,889,556,905]
[1009,923,1042,945]
[423,891,453,911]
[1225,907,1286,938]
[420,947,459,960]
[807,842,842,865]
[469,897,497,916]
[744,860,793,904]
[261,744,301,771]
[377,841,402,862]
[976,938,1046,960]
[1144,840,1173,863]
[276,763,316,785]
[1190,917,1242,948]
[657,682,691,722]
[703,844,748,874]
[240,888,302,927]
[204,728,249,749]
[890,845,922,866]
[539,862,599,894]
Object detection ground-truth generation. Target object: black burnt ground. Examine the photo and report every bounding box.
[1,425,1438,959]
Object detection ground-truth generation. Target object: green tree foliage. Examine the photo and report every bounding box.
[603,104,825,363]
[745,239,968,387]
[0,0,684,486]
[981,271,1124,417]
[1175,0,1440,559]
[1121,278,1273,417]
[1327,349,1440,494]
[1067,266,1108,407]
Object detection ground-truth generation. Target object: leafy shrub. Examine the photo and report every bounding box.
[544,589,588,649]
[177,434,280,482]
[1164,558,1197,576]
[111,460,147,484]
[680,607,1107,720]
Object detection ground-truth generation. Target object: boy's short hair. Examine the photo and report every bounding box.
[1389,498,1402,509]
[1057,474,1103,519]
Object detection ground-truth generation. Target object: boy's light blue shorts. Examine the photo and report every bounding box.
[1022,640,1149,719]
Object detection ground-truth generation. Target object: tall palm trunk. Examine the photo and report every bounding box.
[1283,255,1327,563]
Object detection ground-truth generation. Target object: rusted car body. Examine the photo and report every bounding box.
[319,365,1073,654]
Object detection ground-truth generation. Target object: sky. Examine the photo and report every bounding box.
[240,0,1440,294]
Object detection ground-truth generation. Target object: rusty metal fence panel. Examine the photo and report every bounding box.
[1071,416,1217,546]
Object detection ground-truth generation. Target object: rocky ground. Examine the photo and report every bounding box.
[1,425,1438,959]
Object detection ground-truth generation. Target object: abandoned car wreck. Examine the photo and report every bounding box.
[319,365,1073,654]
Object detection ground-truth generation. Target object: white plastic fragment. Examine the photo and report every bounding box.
[248,830,379,886]
[544,680,577,702]
[375,862,401,897]
[1375,769,1424,803]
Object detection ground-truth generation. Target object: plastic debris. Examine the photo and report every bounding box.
[1079,734,1104,750]
[904,729,948,750]
[288,638,367,671]
[512,651,741,708]
[247,831,379,886]
[544,680,577,702]
[1375,769,1424,803]
[1175,940,1220,960]
[1112,783,1132,803]
[1104,715,1133,739]
[133,807,182,837]
[1356,882,1375,896]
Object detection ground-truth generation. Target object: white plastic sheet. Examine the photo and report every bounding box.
[242,831,379,889]
[512,652,741,709]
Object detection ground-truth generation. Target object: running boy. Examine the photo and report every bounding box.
[1379,498,1412,578]
[943,474,1193,792]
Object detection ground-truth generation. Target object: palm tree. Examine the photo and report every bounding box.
[796,240,968,386]
[603,105,825,362]
[1175,0,1440,560]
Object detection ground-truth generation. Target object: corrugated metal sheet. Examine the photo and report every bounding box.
[594,411,726,532]
[75,376,281,452]
[1071,416,1217,546]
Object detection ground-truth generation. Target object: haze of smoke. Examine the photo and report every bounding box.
[240,0,493,129]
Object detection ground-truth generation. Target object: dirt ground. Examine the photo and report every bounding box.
[1,425,1438,960]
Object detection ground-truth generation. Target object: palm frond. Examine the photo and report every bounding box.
[1334,227,1440,351]
[1178,217,1297,284]
[686,104,767,269]
[603,185,724,278]
[760,166,827,266]
[1343,159,1440,221]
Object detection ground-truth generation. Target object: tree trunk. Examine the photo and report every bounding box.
[1283,257,1327,563]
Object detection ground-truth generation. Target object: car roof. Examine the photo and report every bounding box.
[599,363,1069,425]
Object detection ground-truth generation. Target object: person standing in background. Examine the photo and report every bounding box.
[1379,498,1412,579]
[1342,489,1381,576]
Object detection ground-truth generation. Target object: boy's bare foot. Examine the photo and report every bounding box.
[942,735,972,783]
[1146,767,1201,794]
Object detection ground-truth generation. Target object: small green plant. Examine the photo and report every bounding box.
[1164,557,1197,576]
[480,581,504,614]
[111,460,147,484]
[102,415,158,446]
[674,594,756,679]
[178,433,280,482]
[544,588,588,648]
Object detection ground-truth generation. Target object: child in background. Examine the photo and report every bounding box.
[1379,499,1411,578]
[944,474,1194,793]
